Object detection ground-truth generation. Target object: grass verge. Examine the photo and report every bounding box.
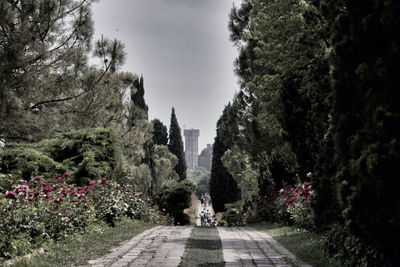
[10,219,154,267]
[179,226,224,267]
[251,222,340,267]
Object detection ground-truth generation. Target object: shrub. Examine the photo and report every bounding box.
[0,128,121,186]
[0,148,67,184]
[325,224,382,267]
[0,172,172,258]
[153,179,195,225]
[277,181,314,229]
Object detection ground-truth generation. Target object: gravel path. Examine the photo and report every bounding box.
[218,227,312,267]
[88,225,193,267]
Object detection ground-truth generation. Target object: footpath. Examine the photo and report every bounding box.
[87,203,311,267]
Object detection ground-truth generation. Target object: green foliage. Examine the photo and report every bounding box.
[222,202,243,227]
[0,0,128,142]
[194,174,210,198]
[0,148,66,184]
[168,107,187,180]
[153,180,195,225]
[210,104,240,213]
[131,76,148,115]
[152,119,168,146]
[0,128,120,186]
[0,174,171,258]
[325,224,382,267]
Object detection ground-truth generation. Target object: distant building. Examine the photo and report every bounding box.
[184,129,200,169]
[198,144,213,171]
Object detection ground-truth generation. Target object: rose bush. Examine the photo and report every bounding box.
[0,172,172,258]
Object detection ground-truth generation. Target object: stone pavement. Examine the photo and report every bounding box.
[218,227,312,267]
[88,225,193,267]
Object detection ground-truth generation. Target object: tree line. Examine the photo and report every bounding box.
[210,0,400,265]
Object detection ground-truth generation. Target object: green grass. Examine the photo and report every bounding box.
[10,219,154,267]
[252,222,340,267]
[179,226,224,267]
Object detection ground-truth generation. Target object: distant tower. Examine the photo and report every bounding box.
[198,144,213,171]
[184,129,200,169]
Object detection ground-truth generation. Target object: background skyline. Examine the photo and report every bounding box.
[92,0,241,151]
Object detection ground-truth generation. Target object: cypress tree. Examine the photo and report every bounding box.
[313,0,400,264]
[168,107,186,180]
[152,119,168,146]
[132,75,149,116]
[210,104,240,212]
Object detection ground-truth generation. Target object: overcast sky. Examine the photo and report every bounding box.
[92,0,240,151]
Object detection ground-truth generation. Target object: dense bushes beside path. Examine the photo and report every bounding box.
[154,180,195,225]
[0,172,172,258]
[1,128,120,186]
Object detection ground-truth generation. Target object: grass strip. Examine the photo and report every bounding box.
[11,219,154,267]
[252,222,340,267]
[179,226,224,267]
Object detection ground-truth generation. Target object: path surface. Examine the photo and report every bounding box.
[88,224,311,267]
[218,227,311,267]
[88,225,193,267]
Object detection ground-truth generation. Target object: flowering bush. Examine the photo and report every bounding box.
[0,172,172,258]
[276,179,314,229]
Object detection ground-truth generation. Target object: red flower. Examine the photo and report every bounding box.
[5,191,17,199]
[82,198,88,203]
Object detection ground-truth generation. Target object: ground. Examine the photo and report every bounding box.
[86,201,311,267]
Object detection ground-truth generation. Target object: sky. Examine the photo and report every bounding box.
[92,0,241,151]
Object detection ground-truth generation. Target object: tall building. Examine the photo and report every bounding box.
[198,144,213,171]
[184,129,200,169]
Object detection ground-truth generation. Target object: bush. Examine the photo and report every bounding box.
[223,208,242,227]
[153,179,195,225]
[275,180,314,229]
[0,172,172,258]
[0,128,121,186]
[325,224,382,267]
[0,148,67,184]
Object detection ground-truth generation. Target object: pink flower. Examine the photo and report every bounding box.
[17,170,22,175]
[45,209,52,213]
[307,172,312,178]
[71,198,78,202]
[82,198,87,203]
[105,180,110,185]
[34,176,42,181]
[304,182,311,186]
[279,188,284,194]
[34,161,38,165]
[97,179,102,184]
[89,181,96,186]
[28,196,35,202]
[0,201,3,205]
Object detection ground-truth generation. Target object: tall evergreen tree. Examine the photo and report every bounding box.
[132,75,149,116]
[152,119,168,146]
[168,107,186,180]
[210,104,240,212]
[313,0,400,264]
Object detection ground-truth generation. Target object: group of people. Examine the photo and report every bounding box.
[199,208,217,227]
[199,193,211,207]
